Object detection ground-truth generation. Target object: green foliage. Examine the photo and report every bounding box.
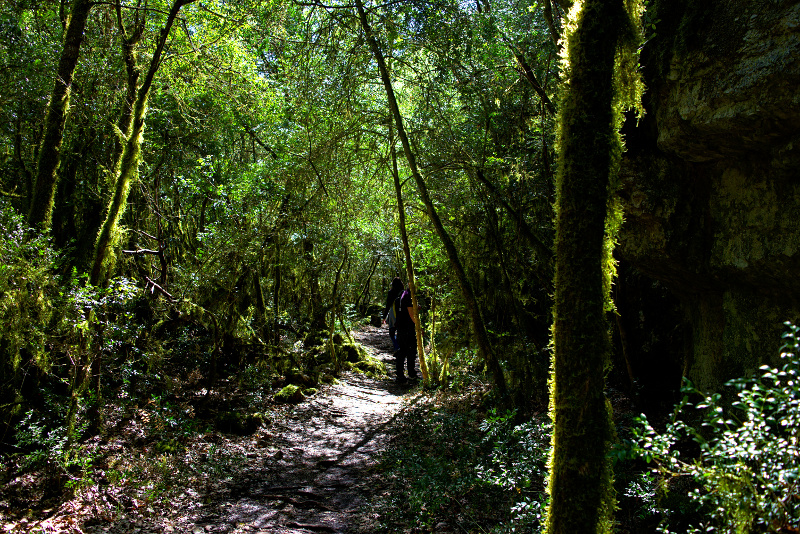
[373,403,552,533]
[477,409,552,533]
[0,200,59,383]
[14,409,96,490]
[628,323,800,533]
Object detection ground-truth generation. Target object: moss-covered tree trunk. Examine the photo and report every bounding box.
[91,0,195,285]
[112,0,145,164]
[330,247,348,374]
[27,0,93,231]
[356,0,506,397]
[546,0,624,532]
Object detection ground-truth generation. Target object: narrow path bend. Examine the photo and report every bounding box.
[173,325,420,534]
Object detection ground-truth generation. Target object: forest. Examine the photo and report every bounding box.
[2,0,799,532]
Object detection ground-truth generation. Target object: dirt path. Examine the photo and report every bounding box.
[73,325,420,534]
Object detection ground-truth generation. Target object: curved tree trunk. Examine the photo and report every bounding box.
[545,0,624,532]
[356,0,507,398]
[27,0,93,231]
[91,0,196,285]
[389,123,430,386]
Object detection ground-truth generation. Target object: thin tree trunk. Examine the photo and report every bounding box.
[356,0,506,397]
[113,0,146,164]
[354,256,380,311]
[91,0,196,285]
[304,238,326,332]
[389,123,430,386]
[330,248,348,374]
[27,0,93,231]
[546,0,623,531]
[474,169,554,292]
[273,241,282,346]
[543,0,561,49]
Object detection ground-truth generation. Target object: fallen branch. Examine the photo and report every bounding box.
[122,247,161,255]
[144,276,176,303]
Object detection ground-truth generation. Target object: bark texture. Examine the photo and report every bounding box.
[390,124,430,385]
[91,0,195,285]
[546,0,623,532]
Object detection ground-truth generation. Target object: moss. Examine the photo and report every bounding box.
[302,387,318,396]
[547,0,644,530]
[155,438,180,454]
[320,373,338,385]
[341,342,366,363]
[303,330,327,349]
[352,356,387,378]
[274,384,304,404]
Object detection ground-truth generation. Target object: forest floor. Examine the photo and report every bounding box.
[1,326,426,534]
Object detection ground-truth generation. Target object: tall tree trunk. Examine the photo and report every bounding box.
[354,256,380,311]
[546,0,624,532]
[356,0,507,398]
[113,0,146,164]
[474,168,554,292]
[273,241,282,346]
[389,123,430,386]
[27,0,93,231]
[91,0,195,285]
[303,238,327,332]
[330,248,348,374]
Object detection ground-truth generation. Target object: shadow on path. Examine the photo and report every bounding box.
[180,326,421,534]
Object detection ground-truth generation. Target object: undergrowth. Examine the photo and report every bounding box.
[371,385,551,533]
[622,323,800,533]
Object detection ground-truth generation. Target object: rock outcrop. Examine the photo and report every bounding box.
[617,0,800,396]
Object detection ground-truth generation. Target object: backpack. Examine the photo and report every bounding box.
[386,296,399,328]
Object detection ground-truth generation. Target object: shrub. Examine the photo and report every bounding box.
[629,323,800,533]
[0,200,60,413]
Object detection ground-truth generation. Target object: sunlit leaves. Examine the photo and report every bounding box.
[629,324,800,533]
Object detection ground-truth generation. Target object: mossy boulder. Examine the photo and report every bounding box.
[274,384,304,404]
[341,342,367,363]
[319,370,338,385]
[303,330,327,349]
[352,355,387,378]
[286,367,316,387]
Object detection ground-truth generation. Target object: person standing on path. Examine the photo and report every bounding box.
[382,277,404,353]
[394,285,419,383]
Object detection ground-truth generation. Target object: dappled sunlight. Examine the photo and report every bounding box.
[1,327,420,534]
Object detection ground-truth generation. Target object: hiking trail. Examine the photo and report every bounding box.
[72,325,420,534]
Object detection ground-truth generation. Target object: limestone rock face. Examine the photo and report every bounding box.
[656,3,800,163]
[618,0,800,393]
